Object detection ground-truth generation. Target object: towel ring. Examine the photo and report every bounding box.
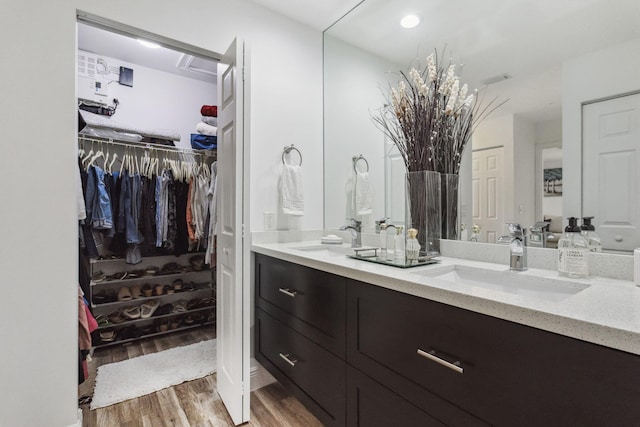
[352,155,369,173]
[282,145,302,166]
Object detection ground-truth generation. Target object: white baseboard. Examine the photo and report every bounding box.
[250,358,276,391]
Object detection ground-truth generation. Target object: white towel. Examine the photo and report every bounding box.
[281,164,304,216]
[201,116,218,127]
[196,121,217,136]
[354,171,372,215]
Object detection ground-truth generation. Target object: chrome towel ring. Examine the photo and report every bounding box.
[282,145,302,166]
[352,155,369,173]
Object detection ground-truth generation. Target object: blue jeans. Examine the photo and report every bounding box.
[118,170,142,244]
[84,166,113,230]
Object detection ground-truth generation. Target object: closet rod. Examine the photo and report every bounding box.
[77,135,216,158]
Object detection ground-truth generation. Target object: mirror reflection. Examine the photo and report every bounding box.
[323,0,640,253]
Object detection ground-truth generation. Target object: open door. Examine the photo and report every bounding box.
[217,38,250,425]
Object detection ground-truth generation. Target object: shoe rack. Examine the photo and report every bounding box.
[89,252,215,349]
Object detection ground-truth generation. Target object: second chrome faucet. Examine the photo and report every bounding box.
[498,223,527,271]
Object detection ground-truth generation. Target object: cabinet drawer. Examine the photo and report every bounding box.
[255,254,345,356]
[346,366,446,427]
[256,308,345,427]
[347,280,640,426]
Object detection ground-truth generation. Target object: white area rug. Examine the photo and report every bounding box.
[91,339,216,409]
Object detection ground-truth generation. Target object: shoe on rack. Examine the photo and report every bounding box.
[189,255,205,271]
[91,271,106,283]
[154,303,174,317]
[130,285,143,299]
[155,284,164,296]
[172,300,188,314]
[142,284,153,297]
[164,284,175,295]
[118,287,132,301]
[95,314,111,327]
[123,306,141,320]
[140,300,160,319]
[99,328,116,342]
[108,310,127,324]
[172,279,184,292]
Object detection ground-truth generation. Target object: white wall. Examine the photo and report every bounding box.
[0,1,323,425]
[79,51,217,148]
[323,35,402,230]
[563,37,640,218]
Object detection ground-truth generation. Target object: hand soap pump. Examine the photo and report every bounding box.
[394,226,405,261]
[558,217,589,278]
[406,228,421,261]
[379,223,388,258]
[581,216,602,252]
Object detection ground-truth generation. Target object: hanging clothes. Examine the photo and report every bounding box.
[78,138,215,263]
[205,162,218,265]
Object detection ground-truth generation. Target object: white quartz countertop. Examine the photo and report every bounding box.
[252,240,640,356]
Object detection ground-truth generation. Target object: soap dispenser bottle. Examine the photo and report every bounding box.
[581,216,602,252]
[385,225,396,260]
[379,224,388,258]
[406,228,421,261]
[558,217,589,278]
[394,226,405,261]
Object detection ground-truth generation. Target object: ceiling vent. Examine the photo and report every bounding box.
[176,53,217,77]
[480,73,512,86]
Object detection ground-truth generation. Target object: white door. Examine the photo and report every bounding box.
[583,92,640,252]
[217,38,249,425]
[472,147,504,243]
[384,139,406,225]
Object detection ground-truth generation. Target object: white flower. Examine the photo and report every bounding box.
[464,94,474,111]
[456,83,468,110]
[445,79,459,115]
[439,64,457,95]
[427,54,437,82]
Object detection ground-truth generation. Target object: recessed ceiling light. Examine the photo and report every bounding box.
[138,39,161,49]
[400,14,420,29]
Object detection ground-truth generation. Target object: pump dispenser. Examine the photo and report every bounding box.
[394,226,405,261]
[558,217,589,278]
[581,216,602,252]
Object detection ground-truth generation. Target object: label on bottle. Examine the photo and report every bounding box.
[558,248,588,275]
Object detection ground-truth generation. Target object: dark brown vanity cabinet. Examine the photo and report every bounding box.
[255,254,346,426]
[255,254,640,427]
[347,279,640,427]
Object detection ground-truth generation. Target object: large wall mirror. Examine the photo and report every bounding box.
[323,0,640,253]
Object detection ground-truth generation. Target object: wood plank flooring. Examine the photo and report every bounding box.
[80,326,322,427]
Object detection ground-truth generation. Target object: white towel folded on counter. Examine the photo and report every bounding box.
[281,163,304,216]
[196,121,217,136]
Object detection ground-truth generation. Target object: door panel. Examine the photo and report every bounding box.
[472,147,504,242]
[583,93,640,251]
[217,38,248,425]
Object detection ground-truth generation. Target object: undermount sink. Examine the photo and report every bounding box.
[291,244,354,257]
[414,265,590,302]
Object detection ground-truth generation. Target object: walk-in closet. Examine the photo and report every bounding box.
[75,21,221,420]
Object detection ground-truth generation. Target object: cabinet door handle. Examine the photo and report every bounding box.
[278,288,298,297]
[279,352,297,367]
[417,349,464,374]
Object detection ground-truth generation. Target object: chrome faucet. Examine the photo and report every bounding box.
[340,218,362,248]
[497,223,527,271]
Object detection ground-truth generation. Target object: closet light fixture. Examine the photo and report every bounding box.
[138,39,161,49]
[400,14,420,28]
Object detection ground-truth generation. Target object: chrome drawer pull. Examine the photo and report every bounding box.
[417,349,464,374]
[279,352,297,367]
[278,288,298,297]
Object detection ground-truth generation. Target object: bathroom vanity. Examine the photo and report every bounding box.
[253,241,640,427]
